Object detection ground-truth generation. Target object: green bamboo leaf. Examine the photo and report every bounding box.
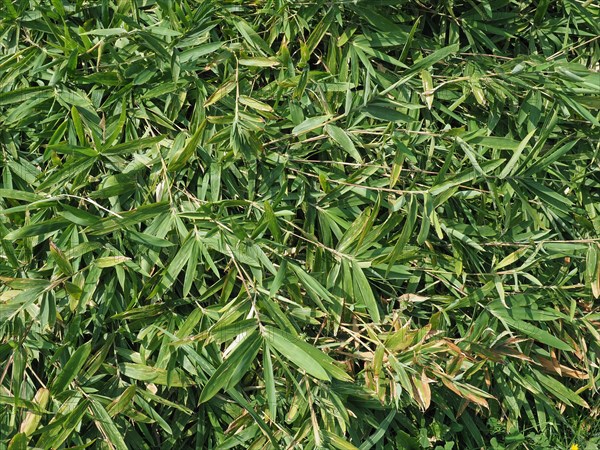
[420,70,434,110]
[209,319,257,345]
[89,398,129,450]
[441,223,484,251]
[522,139,578,177]
[227,389,281,449]
[351,260,380,323]
[359,410,397,450]
[387,195,418,269]
[263,345,277,420]
[0,189,44,202]
[149,231,195,297]
[86,202,170,235]
[533,372,589,408]
[36,399,89,449]
[88,180,136,199]
[265,327,329,380]
[71,105,85,144]
[56,204,98,226]
[168,122,206,171]
[234,20,273,55]
[379,43,460,95]
[4,219,72,241]
[289,263,333,310]
[199,331,262,403]
[292,114,332,135]
[498,129,536,179]
[488,306,573,351]
[337,207,372,253]
[325,124,362,163]
[105,99,127,146]
[521,179,573,214]
[494,246,529,271]
[0,286,48,321]
[558,92,600,126]
[127,230,175,248]
[36,157,97,193]
[468,136,520,149]
[398,16,421,62]
[488,299,566,321]
[363,105,412,122]
[50,342,92,394]
[50,241,74,276]
[179,42,222,62]
[239,95,273,112]
[46,143,98,157]
[430,159,505,195]
[416,193,432,245]
[0,86,53,105]
[8,433,27,450]
[301,8,335,65]
[264,326,352,382]
[101,135,164,156]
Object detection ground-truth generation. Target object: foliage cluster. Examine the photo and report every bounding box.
[1,0,599,448]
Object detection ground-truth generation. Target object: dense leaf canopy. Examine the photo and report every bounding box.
[1,0,599,449]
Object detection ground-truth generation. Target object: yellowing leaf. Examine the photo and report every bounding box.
[94,255,131,268]
[238,57,280,67]
[204,79,236,107]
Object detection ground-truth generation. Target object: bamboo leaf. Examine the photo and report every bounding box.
[264,326,352,382]
[89,398,129,450]
[292,114,332,135]
[199,331,262,403]
[326,124,362,163]
[51,342,92,394]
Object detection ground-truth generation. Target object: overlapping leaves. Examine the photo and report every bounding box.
[1,0,599,449]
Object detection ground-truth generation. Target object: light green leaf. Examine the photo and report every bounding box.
[292,114,332,135]
[326,124,362,163]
